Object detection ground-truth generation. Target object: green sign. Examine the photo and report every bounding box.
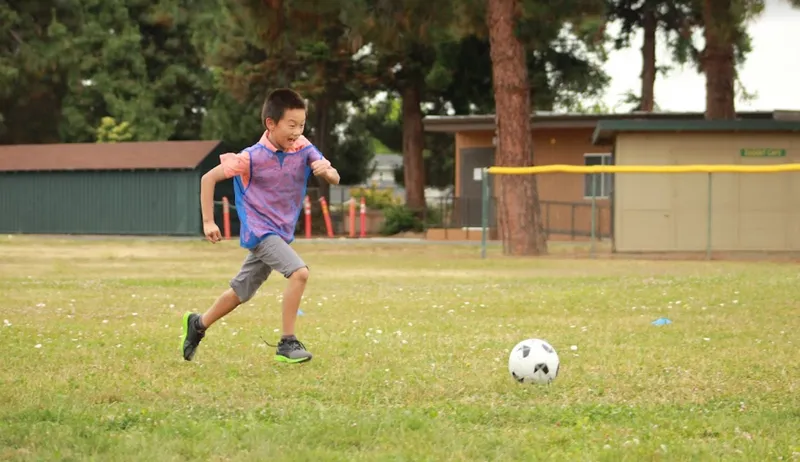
[740,148,786,158]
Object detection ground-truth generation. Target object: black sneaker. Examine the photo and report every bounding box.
[181,312,205,361]
[274,336,312,363]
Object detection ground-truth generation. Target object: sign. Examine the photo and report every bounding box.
[473,168,483,181]
[740,148,786,158]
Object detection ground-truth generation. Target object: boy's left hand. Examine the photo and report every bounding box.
[311,159,332,176]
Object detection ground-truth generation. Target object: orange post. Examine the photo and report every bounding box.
[359,197,367,238]
[319,197,334,238]
[348,198,356,238]
[303,195,312,239]
[222,197,231,240]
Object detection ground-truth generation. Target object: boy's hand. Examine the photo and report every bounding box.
[311,159,332,176]
[203,221,222,243]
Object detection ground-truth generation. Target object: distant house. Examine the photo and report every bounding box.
[368,153,403,188]
[0,140,229,236]
[422,109,790,241]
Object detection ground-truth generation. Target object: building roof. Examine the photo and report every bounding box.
[0,140,224,172]
[591,119,800,145]
[422,110,791,133]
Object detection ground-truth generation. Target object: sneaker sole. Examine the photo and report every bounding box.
[274,355,311,364]
[181,312,194,361]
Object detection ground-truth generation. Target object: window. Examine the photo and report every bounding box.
[583,153,613,199]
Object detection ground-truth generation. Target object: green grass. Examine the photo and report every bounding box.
[0,235,798,461]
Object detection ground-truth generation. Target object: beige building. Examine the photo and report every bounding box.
[592,119,800,253]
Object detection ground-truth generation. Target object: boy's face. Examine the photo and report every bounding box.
[266,108,306,151]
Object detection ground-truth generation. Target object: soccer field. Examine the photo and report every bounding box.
[1,235,798,461]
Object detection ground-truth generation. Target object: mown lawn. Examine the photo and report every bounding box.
[1,235,798,461]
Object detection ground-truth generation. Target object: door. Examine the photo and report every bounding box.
[459,147,496,228]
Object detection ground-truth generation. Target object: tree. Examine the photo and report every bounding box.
[605,0,693,112]
[485,0,547,256]
[667,0,765,119]
[340,0,460,211]
[193,0,378,197]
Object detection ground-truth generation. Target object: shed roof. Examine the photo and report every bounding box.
[591,119,800,145]
[0,140,224,172]
[422,110,784,133]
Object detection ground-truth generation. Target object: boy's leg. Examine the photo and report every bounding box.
[251,235,313,363]
[181,252,271,361]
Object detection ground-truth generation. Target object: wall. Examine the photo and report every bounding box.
[614,132,800,252]
[453,128,613,239]
[0,170,201,235]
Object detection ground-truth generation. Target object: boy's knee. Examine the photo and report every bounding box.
[289,266,310,282]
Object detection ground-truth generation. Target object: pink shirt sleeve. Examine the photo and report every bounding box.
[306,145,324,166]
[219,152,251,184]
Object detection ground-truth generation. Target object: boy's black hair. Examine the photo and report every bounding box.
[261,88,306,127]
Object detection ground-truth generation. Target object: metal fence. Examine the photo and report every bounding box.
[215,189,612,241]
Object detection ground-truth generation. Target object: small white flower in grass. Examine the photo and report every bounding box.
[116,344,122,348]
[733,300,739,304]
[130,323,136,327]
[36,303,46,308]
[273,328,279,333]
[102,320,109,324]
[401,340,408,344]
[132,313,138,316]
[408,322,413,327]
[169,304,175,308]
[570,345,578,351]
[3,320,10,327]
[35,344,42,348]
[317,302,322,306]
[376,329,382,334]
[703,337,711,341]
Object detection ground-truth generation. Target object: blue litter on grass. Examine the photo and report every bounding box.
[297,309,305,316]
[651,317,672,326]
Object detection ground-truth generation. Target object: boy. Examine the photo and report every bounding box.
[181,88,340,364]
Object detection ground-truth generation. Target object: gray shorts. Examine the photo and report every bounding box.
[229,235,307,303]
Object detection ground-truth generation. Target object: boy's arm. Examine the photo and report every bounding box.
[201,165,227,225]
[308,146,340,185]
[320,166,340,185]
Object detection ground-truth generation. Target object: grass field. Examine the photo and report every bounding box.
[1,235,798,461]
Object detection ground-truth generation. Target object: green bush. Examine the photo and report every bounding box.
[349,185,401,210]
[380,205,424,235]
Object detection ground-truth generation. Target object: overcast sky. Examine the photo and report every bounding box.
[600,0,800,112]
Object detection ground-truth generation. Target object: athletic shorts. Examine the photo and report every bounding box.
[229,234,307,303]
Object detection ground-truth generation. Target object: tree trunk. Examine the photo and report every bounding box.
[640,4,657,112]
[702,0,736,119]
[486,0,547,256]
[401,85,426,211]
[313,93,331,201]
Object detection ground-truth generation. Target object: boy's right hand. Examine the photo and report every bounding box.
[204,221,222,243]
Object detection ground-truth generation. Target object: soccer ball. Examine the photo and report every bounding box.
[508,338,560,385]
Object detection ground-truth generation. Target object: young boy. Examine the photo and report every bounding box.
[181,88,340,364]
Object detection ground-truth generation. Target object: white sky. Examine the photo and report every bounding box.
[599,0,800,112]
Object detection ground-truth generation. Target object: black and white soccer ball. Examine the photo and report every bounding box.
[508,338,560,385]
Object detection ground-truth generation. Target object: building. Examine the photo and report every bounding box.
[592,118,800,253]
[0,140,228,236]
[422,110,782,241]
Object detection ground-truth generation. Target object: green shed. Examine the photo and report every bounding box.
[0,140,228,236]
